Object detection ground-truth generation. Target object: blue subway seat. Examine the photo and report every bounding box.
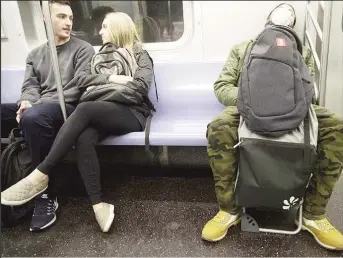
[1,62,225,147]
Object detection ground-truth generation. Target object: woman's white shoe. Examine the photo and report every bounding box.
[94,203,115,232]
[1,177,48,206]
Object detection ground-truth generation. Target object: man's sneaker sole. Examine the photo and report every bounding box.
[1,185,48,206]
[201,218,241,242]
[29,202,59,232]
[295,220,342,251]
[102,204,115,233]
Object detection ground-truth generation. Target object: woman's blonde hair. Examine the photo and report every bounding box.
[104,12,141,49]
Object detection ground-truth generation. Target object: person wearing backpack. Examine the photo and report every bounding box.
[201,3,343,250]
[1,0,94,231]
[1,12,155,233]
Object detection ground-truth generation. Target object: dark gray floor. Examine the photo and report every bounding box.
[1,166,343,257]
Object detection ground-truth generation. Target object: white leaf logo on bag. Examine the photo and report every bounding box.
[282,196,299,210]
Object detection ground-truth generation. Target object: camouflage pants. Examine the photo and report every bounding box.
[207,105,343,219]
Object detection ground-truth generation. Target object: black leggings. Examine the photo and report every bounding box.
[37,102,141,205]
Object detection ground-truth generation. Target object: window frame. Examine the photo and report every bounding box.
[1,18,7,39]
[18,1,47,48]
[28,1,193,52]
[92,1,193,52]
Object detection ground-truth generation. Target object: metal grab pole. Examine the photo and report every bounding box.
[319,1,333,107]
[167,1,172,41]
[42,1,68,122]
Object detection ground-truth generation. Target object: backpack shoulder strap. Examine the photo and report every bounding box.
[143,50,158,160]
[238,40,254,75]
[146,51,158,102]
[144,114,154,160]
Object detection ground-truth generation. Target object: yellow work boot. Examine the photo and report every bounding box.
[297,217,343,251]
[202,210,241,242]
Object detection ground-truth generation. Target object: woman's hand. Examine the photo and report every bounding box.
[86,86,96,92]
[108,75,134,84]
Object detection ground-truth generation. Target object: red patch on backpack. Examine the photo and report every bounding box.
[276,38,286,47]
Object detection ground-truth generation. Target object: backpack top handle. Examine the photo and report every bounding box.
[271,25,303,54]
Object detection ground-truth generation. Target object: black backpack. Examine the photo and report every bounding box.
[234,26,318,210]
[1,129,34,228]
[237,25,315,137]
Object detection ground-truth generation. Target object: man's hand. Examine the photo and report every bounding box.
[16,100,32,123]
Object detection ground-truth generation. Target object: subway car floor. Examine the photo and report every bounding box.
[1,164,343,257]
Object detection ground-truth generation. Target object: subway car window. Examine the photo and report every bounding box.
[69,1,184,45]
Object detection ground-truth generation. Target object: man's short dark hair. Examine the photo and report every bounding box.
[49,0,71,7]
[91,6,115,22]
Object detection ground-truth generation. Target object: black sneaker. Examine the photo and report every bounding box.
[29,193,59,232]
